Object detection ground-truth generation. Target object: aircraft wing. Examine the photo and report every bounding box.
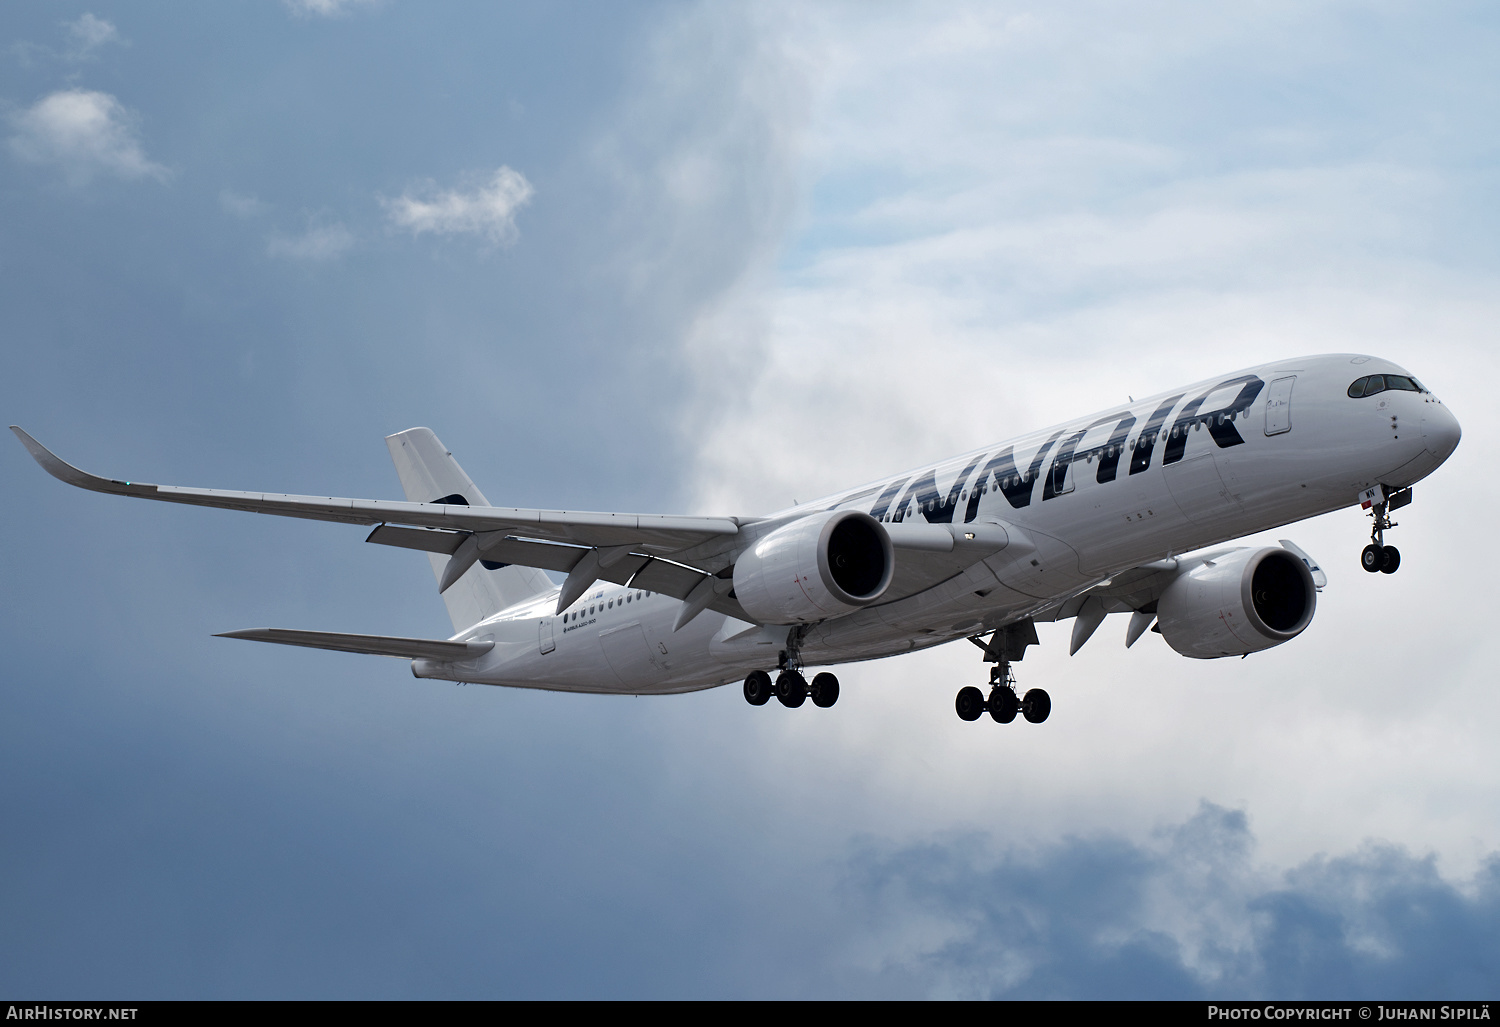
[10,426,739,556]
[215,628,493,661]
[13,426,1014,624]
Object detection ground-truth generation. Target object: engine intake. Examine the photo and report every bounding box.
[1155,547,1316,659]
[733,510,894,625]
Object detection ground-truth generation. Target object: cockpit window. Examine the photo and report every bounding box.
[1348,373,1429,398]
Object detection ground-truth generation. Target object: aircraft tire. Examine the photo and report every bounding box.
[955,686,985,722]
[1380,545,1401,574]
[744,670,773,706]
[1022,688,1051,724]
[776,670,807,708]
[810,672,840,708]
[1361,544,1384,573]
[989,686,1018,723]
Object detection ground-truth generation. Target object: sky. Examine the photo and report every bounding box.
[2,0,1498,1000]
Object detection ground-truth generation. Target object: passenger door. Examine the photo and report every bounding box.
[1265,376,1296,436]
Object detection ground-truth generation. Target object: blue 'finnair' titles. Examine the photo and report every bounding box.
[10,353,1461,725]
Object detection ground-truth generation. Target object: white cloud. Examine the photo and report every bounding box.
[382,166,535,245]
[587,1,1500,880]
[63,13,122,61]
[266,220,355,261]
[7,89,168,185]
[283,0,378,19]
[219,189,268,219]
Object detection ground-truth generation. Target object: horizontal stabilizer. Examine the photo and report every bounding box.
[214,628,494,661]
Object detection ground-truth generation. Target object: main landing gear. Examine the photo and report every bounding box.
[743,666,840,709]
[960,619,1049,725]
[955,667,1050,725]
[1360,486,1411,575]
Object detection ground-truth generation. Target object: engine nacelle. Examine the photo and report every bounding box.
[733,510,894,625]
[1156,547,1317,659]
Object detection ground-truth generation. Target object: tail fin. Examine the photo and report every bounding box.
[385,428,554,631]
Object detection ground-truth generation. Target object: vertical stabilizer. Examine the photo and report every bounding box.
[385,428,554,631]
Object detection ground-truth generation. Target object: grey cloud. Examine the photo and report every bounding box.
[590,4,810,318]
[842,803,1500,998]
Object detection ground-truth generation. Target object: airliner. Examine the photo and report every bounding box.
[11,354,1460,724]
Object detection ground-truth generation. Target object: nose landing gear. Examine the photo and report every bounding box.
[1361,543,1399,574]
[1359,485,1410,574]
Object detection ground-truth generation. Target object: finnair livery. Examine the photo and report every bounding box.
[12,354,1460,724]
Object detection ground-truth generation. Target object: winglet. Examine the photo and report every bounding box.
[10,426,158,497]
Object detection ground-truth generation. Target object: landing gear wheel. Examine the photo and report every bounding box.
[743,670,772,706]
[955,686,985,722]
[1022,688,1051,724]
[776,670,807,708]
[810,672,840,708]
[1361,544,1384,573]
[989,686,1018,723]
[1380,545,1401,574]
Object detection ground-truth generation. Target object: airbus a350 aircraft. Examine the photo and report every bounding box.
[12,353,1460,724]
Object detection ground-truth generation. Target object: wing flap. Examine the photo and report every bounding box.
[629,558,709,599]
[365,524,467,555]
[215,628,493,661]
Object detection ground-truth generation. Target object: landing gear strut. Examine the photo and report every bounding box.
[1360,486,1410,574]
[959,620,1049,725]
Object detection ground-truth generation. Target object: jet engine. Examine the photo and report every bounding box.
[1155,547,1317,659]
[733,510,894,625]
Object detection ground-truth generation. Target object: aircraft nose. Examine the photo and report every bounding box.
[1423,400,1461,463]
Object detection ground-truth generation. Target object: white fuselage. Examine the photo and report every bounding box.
[416,354,1460,693]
